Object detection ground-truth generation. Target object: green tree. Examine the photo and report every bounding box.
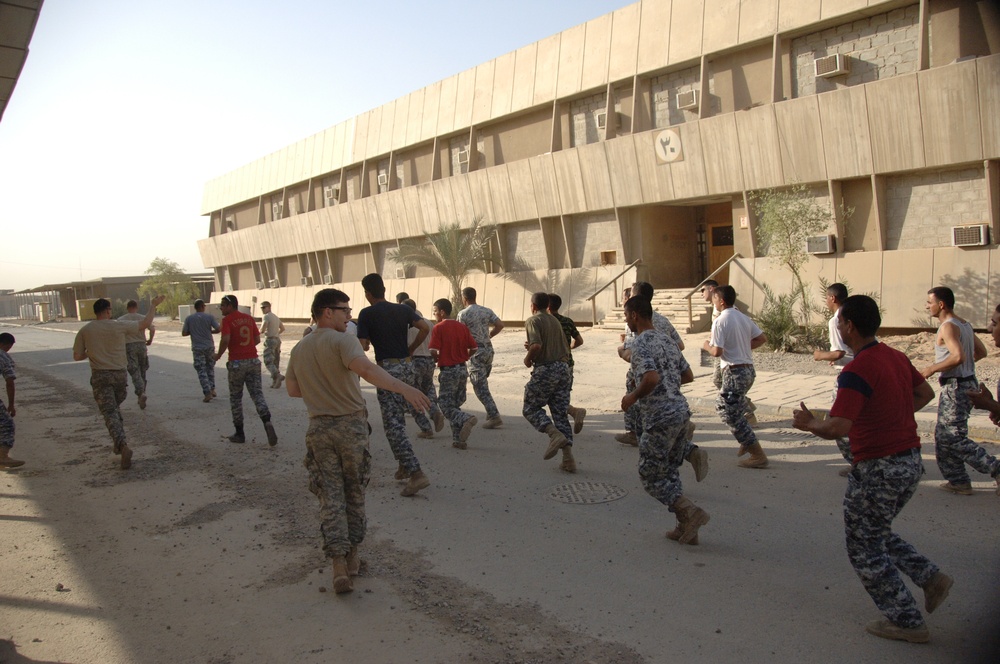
[137,257,199,320]
[387,218,504,312]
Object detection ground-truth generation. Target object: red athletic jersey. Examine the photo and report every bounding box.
[221,311,259,360]
[830,342,924,462]
[429,319,477,367]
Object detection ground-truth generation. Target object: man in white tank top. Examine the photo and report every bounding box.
[919,286,998,496]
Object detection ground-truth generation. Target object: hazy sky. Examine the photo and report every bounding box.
[0,0,631,292]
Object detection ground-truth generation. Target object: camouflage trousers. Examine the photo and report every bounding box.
[0,402,13,449]
[125,341,149,397]
[192,348,216,396]
[226,359,271,428]
[716,365,758,448]
[639,419,690,510]
[624,369,641,433]
[304,412,371,558]
[376,361,422,473]
[262,337,282,381]
[522,361,573,443]
[468,347,499,419]
[934,380,1000,485]
[91,369,128,452]
[438,364,473,442]
[844,448,938,629]
[409,356,440,430]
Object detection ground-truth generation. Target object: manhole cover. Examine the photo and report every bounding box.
[548,481,628,504]
[768,428,813,440]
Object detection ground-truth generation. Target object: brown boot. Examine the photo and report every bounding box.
[569,407,586,435]
[0,447,25,468]
[665,510,696,544]
[672,496,710,545]
[394,464,411,481]
[543,425,568,460]
[737,442,769,469]
[614,431,638,446]
[687,447,709,482]
[560,446,576,473]
[401,469,430,497]
[346,546,361,577]
[332,556,353,594]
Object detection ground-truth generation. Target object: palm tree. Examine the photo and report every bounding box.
[387,218,504,312]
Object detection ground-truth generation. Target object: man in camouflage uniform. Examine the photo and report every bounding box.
[918,286,998,496]
[457,287,505,428]
[182,299,220,402]
[357,273,432,497]
[402,298,445,438]
[216,295,277,446]
[286,288,431,594]
[794,295,952,644]
[547,293,587,434]
[118,299,155,409]
[258,301,286,388]
[74,295,165,469]
[621,297,709,544]
[0,333,23,468]
[522,292,575,472]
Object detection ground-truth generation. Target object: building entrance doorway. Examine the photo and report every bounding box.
[704,202,734,285]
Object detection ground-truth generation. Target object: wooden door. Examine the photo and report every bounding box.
[705,203,734,284]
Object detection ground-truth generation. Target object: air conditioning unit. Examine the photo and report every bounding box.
[224,216,235,230]
[268,279,279,288]
[377,173,389,187]
[323,274,334,285]
[394,267,406,279]
[951,224,989,247]
[806,234,836,254]
[272,202,283,219]
[596,111,607,129]
[457,149,469,164]
[814,53,850,78]
[676,89,699,111]
[255,281,264,289]
[324,185,339,201]
[300,276,312,286]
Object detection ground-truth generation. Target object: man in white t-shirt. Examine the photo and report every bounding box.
[702,285,769,469]
[813,282,854,472]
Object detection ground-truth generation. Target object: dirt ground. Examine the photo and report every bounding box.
[1,321,997,664]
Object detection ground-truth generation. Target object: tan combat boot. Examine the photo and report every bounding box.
[560,446,576,473]
[665,509,694,544]
[401,469,430,497]
[346,546,361,577]
[737,442,769,469]
[332,556,353,594]
[671,496,710,545]
[543,425,568,460]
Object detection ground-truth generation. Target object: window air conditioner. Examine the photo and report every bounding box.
[254,281,264,289]
[272,202,283,219]
[951,224,989,247]
[814,54,850,78]
[268,279,279,288]
[300,276,312,286]
[395,267,406,279]
[806,234,836,254]
[676,89,699,111]
[377,173,389,187]
[324,185,339,201]
[323,274,334,285]
[596,111,607,129]
[457,149,469,164]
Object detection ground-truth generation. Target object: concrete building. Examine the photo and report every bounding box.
[198,0,1000,328]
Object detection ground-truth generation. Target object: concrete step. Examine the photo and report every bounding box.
[598,287,713,334]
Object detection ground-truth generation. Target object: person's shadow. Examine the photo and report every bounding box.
[0,639,67,663]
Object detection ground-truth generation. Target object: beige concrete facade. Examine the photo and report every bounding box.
[199,0,1000,327]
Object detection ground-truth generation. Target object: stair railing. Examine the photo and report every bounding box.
[682,253,766,326]
[585,259,642,325]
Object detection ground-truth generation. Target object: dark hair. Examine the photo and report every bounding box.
[433,298,452,315]
[362,273,386,299]
[126,300,138,309]
[0,332,14,346]
[714,285,736,307]
[311,288,349,319]
[260,301,271,308]
[94,298,111,315]
[461,287,477,303]
[928,286,955,310]
[395,292,409,303]
[624,296,652,319]
[632,281,654,301]
[840,295,881,337]
[194,299,205,310]
[703,279,719,288]
[401,298,417,310]
[531,292,550,310]
[827,283,848,303]
[221,294,239,308]
[547,293,563,312]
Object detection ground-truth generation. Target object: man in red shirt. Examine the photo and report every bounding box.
[793,295,952,644]
[428,298,478,449]
[216,295,277,446]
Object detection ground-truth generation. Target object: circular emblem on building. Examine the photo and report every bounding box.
[654,129,684,164]
[548,481,628,504]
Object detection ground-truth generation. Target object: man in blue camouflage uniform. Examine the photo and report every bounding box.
[118,299,155,409]
[402,299,445,439]
[547,293,587,434]
[181,299,220,402]
[918,286,998,496]
[965,302,1000,496]
[794,295,952,644]
[522,292,575,472]
[357,273,432,497]
[0,333,23,468]
[457,287,505,429]
[621,297,709,544]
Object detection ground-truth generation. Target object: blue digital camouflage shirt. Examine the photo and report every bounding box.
[629,329,691,429]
